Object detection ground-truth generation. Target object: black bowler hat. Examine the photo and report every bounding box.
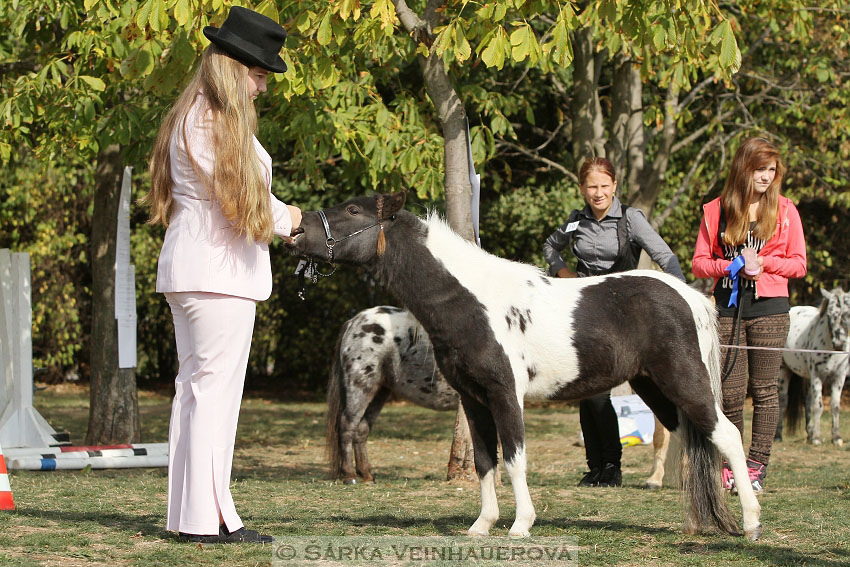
[203,6,287,73]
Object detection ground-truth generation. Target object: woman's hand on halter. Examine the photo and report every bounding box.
[287,205,302,230]
[278,205,302,245]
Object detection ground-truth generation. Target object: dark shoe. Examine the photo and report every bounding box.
[598,463,622,487]
[578,467,601,487]
[179,525,274,544]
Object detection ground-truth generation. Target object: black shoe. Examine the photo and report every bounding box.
[179,525,274,544]
[598,463,622,487]
[578,467,601,487]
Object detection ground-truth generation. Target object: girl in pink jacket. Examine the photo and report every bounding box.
[693,137,806,494]
[142,7,299,544]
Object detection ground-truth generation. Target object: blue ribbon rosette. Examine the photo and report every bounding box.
[726,255,747,307]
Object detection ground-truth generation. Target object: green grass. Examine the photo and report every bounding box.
[2,384,849,566]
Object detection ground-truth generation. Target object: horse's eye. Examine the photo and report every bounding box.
[346,205,360,215]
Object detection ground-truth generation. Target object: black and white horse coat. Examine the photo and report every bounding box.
[777,288,850,446]
[288,193,762,540]
[326,306,459,483]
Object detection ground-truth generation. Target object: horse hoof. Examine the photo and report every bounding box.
[835,438,844,447]
[468,528,489,537]
[343,478,357,485]
[645,482,662,490]
[812,439,822,446]
[745,524,763,541]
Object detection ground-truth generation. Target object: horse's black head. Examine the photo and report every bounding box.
[286,192,407,265]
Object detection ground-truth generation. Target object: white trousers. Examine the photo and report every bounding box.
[164,292,256,535]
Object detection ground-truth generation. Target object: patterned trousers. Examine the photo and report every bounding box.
[717,312,790,466]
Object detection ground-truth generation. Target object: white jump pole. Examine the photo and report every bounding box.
[0,249,60,448]
[3,442,168,460]
[10,453,168,471]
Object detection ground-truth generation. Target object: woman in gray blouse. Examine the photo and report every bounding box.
[543,157,684,487]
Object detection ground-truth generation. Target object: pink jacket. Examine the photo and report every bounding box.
[155,95,294,301]
[692,196,807,298]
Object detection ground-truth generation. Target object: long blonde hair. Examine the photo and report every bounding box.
[720,137,786,246]
[143,45,273,243]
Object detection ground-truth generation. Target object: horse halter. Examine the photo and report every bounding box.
[317,208,398,262]
[296,208,396,300]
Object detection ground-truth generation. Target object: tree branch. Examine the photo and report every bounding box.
[393,0,430,43]
[0,60,38,76]
[495,139,578,183]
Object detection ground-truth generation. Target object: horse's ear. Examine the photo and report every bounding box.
[818,289,831,316]
[383,191,407,217]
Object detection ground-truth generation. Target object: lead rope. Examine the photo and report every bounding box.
[295,257,336,301]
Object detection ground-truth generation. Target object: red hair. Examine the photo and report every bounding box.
[579,157,616,186]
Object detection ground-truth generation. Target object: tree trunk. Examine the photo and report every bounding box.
[570,26,605,168]
[394,0,475,480]
[445,403,477,481]
[606,53,645,205]
[606,51,632,188]
[631,83,680,216]
[87,144,140,444]
[421,52,475,241]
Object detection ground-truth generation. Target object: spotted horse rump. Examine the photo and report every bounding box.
[326,305,459,483]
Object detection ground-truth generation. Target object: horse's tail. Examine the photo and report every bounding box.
[678,295,740,536]
[784,372,804,434]
[678,413,741,536]
[325,319,351,480]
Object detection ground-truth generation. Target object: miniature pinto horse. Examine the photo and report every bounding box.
[287,193,762,540]
[327,306,459,483]
[777,288,850,446]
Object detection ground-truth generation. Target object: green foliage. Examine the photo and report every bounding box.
[0,154,92,378]
[591,0,741,88]
[268,0,741,197]
[480,182,584,267]
[2,0,848,391]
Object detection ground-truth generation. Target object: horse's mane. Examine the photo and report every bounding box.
[421,210,549,280]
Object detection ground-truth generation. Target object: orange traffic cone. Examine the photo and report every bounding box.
[0,442,14,510]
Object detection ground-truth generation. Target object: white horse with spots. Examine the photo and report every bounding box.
[325,306,458,484]
[778,288,850,446]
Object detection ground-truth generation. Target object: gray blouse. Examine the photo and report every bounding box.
[543,196,684,280]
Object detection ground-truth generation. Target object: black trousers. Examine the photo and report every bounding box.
[580,392,622,469]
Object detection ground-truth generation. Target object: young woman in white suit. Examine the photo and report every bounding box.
[142,6,300,544]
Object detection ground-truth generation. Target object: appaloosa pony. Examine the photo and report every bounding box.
[777,288,850,446]
[288,193,762,540]
[326,306,459,484]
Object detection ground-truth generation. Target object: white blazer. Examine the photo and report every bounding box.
[156,95,293,301]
